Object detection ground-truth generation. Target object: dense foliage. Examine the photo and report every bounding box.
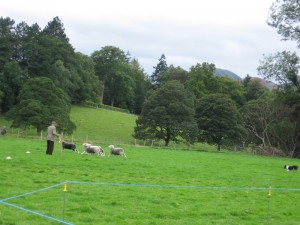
[0,17,150,115]
[8,77,75,135]
[196,94,244,150]
[134,81,198,146]
[257,0,300,157]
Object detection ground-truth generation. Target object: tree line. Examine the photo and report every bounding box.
[0,16,151,134]
[1,0,300,157]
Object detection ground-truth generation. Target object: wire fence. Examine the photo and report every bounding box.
[4,127,203,150]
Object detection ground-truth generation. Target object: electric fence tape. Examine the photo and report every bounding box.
[1,181,300,224]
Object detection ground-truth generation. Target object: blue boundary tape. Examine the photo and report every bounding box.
[0,181,72,225]
[0,182,66,201]
[0,200,73,225]
[1,181,300,224]
[66,181,300,191]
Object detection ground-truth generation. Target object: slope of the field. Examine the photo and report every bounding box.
[68,105,138,145]
[0,105,138,146]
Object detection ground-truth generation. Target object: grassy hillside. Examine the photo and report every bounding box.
[69,105,137,146]
[1,105,215,150]
[0,105,138,146]
[0,137,299,225]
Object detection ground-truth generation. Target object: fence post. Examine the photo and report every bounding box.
[60,132,64,155]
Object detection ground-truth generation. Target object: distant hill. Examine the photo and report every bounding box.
[214,68,242,81]
[213,68,277,90]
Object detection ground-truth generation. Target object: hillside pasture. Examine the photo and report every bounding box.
[0,105,138,147]
[69,106,137,146]
[0,136,300,225]
[1,105,217,150]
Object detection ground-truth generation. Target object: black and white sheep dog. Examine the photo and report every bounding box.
[59,140,80,153]
[108,145,126,157]
[284,165,298,171]
[82,143,105,157]
[0,126,6,135]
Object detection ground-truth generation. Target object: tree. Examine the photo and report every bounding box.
[134,80,198,146]
[0,17,16,72]
[185,62,217,99]
[258,51,300,157]
[130,58,151,114]
[14,17,75,80]
[42,16,69,42]
[241,93,279,147]
[256,0,300,157]
[14,21,41,71]
[241,93,298,157]
[268,0,300,47]
[195,94,244,150]
[9,77,76,135]
[258,51,300,89]
[70,52,103,103]
[0,61,28,112]
[243,76,270,101]
[151,54,168,88]
[216,76,245,107]
[91,46,135,110]
[158,65,188,85]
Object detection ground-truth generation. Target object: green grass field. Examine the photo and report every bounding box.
[0,136,299,225]
[0,106,299,224]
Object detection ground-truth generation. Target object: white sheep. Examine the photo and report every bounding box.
[108,145,126,157]
[82,143,105,157]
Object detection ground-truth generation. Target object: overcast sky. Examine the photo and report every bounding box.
[1,0,298,78]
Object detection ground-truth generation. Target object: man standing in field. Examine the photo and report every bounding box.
[46,121,60,155]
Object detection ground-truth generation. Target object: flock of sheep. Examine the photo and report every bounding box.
[60,140,126,158]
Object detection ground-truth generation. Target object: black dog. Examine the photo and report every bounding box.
[61,141,80,153]
[284,165,298,171]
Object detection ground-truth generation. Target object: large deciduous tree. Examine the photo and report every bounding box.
[9,77,76,135]
[195,94,244,150]
[258,51,300,157]
[241,93,297,156]
[91,46,135,110]
[134,80,198,146]
[256,0,300,157]
[241,93,279,147]
[71,52,103,103]
[215,76,245,106]
[185,62,217,99]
